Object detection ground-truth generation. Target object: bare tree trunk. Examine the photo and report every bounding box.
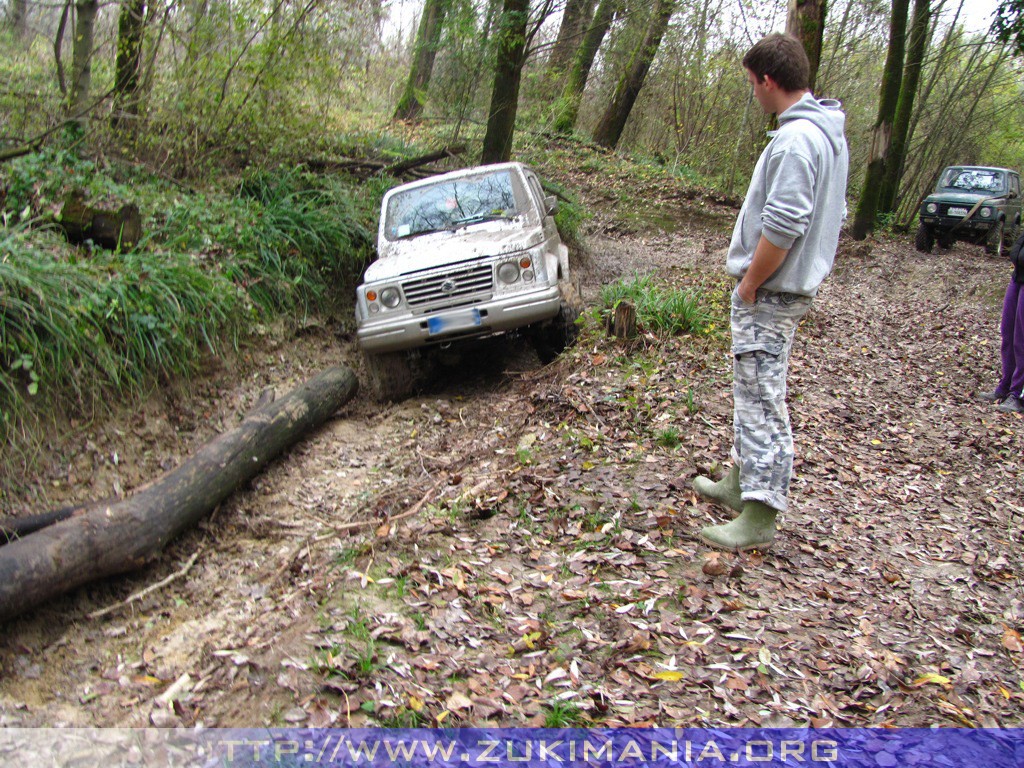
[591,0,676,149]
[551,0,619,134]
[393,0,449,122]
[480,0,529,164]
[8,0,29,38]
[878,0,930,214]
[850,0,909,240]
[54,0,70,96]
[546,0,596,77]
[68,0,98,120]
[786,0,827,91]
[0,366,358,623]
[113,0,147,131]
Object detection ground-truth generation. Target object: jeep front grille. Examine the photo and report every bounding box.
[402,264,493,308]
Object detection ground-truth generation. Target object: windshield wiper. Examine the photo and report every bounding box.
[394,227,442,240]
[448,212,513,230]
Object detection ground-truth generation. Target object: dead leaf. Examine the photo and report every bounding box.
[911,673,951,687]
[653,670,684,682]
[1001,625,1023,653]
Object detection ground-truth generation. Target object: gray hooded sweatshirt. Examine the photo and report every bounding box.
[726,92,849,296]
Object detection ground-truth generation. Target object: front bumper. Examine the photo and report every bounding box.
[920,215,995,235]
[357,285,562,353]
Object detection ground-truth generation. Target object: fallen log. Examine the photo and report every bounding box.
[0,499,109,542]
[0,365,358,623]
[58,190,142,250]
[306,144,466,179]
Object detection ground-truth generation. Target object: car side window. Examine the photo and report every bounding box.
[526,174,547,216]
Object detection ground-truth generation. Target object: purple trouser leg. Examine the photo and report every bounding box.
[997,279,1024,398]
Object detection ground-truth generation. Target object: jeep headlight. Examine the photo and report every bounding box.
[497,261,520,285]
[980,207,992,218]
[380,286,402,308]
[925,203,938,214]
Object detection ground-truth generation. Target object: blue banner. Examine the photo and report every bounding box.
[0,728,1020,767]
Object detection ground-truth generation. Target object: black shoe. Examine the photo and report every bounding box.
[978,390,1006,403]
[997,396,1024,414]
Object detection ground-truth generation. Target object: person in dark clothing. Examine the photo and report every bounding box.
[980,232,1024,413]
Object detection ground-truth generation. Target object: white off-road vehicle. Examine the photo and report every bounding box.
[355,162,582,400]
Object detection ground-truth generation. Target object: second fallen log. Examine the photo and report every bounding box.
[58,190,142,250]
[0,365,358,623]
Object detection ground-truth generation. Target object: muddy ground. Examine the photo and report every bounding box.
[0,191,1021,729]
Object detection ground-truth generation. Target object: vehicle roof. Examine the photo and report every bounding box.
[385,162,532,197]
[942,165,1018,174]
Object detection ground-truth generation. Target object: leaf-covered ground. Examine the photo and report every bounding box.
[0,179,1021,729]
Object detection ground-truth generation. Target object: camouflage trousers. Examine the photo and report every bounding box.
[729,286,814,512]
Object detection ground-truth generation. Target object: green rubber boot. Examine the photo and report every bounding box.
[692,464,742,512]
[700,500,778,551]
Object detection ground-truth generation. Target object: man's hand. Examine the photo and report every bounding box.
[739,235,790,303]
[737,279,759,304]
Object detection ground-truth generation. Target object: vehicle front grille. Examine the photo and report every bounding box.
[940,204,976,218]
[402,264,493,308]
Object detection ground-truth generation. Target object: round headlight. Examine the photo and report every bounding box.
[926,203,937,214]
[522,269,535,282]
[497,262,520,284]
[979,207,992,218]
[380,287,401,308]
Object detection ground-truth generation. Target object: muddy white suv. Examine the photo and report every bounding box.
[355,162,582,399]
[915,165,1021,257]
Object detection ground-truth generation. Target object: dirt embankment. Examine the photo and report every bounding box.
[0,204,1021,728]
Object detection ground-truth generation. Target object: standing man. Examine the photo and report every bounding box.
[693,33,849,551]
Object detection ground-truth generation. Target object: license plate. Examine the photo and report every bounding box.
[947,206,969,217]
[428,308,482,335]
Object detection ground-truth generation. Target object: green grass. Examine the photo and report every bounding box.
[543,699,585,727]
[0,223,239,431]
[655,427,682,449]
[599,273,711,336]
[0,157,381,456]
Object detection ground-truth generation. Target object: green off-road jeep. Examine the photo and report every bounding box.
[915,166,1021,257]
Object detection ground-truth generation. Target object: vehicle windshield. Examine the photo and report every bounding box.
[384,170,523,241]
[937,168,1007,194]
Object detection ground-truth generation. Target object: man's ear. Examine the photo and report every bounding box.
[760,74,779,91]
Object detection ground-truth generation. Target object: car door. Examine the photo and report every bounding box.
[525,170,563,268]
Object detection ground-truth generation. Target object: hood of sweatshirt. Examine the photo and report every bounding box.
[775,92,846,156]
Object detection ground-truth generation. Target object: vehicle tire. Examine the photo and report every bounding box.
[914,223,935,253]
[985,220,1005,257]
[362,350,416,402]
[532,282,583,364]
[1003,218,1019,251]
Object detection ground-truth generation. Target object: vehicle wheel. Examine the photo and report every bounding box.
[362,350,416,402]
[914,223,935,253]
[1003,219,1019,251]
[985,220,1005,256]
[532,282,583,364]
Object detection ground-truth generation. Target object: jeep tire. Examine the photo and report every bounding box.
[914,223,935,254]
[985,220,1004,257]
[363,350,416,402]
[532,282,583,364]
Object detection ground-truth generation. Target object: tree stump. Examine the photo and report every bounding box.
[606,300,638,340]
[59,190,142,250]
[0,365,358,623]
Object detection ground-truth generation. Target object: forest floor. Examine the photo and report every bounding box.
[0,167,1022,729]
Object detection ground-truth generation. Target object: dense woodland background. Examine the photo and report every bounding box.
[2,0,1023,209]
[1,0,1024,483]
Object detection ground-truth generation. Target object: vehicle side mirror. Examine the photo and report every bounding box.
[544,195,559,216]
